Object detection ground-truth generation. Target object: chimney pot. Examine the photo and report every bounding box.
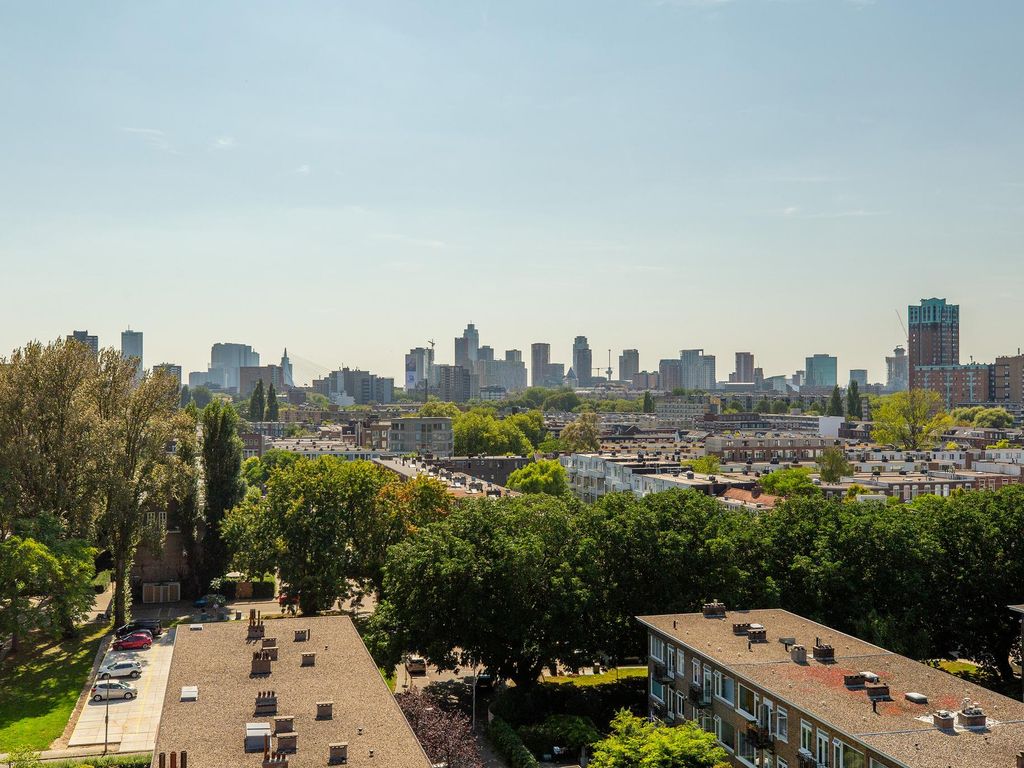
[317,701,334,720]
[301,652,316,667]
[329,743,349,765]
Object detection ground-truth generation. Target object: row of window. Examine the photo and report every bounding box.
[650,632,879,768]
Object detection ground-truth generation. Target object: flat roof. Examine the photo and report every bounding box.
[638,609,1024,768]
[153,615,431,768]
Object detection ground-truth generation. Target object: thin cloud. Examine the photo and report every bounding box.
[212,136,236,150]
[375,233,448,250]
[781,207,888,219]
[294,164,311,176]
[119,127,178,154]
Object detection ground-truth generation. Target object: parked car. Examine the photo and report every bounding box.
[98,659,142,680]
[115,619,163,638]
[91,680,137,702]
[405,656,428,675]
[193,593,226,609]
[112,632,152,651]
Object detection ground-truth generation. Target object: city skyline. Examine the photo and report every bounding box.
[2,2,1023,384]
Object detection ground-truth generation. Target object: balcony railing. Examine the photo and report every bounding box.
[688,681,711,708]
[652,662,673,684]
[796,749,816,768]
[747,722,775,751]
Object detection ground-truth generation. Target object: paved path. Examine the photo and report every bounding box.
[68,627,176,751]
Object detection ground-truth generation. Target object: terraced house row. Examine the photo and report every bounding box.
[639,606,1024,768]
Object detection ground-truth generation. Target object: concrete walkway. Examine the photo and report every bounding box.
[68,627,176,751]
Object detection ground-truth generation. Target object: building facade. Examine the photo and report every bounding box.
[619,349,640,384]
[914,363,992,408]
[153,363,182,387]
[732,352,755,384]
[387,416,454,457]
[573,336,593,387]
[67,330,99,355]
[435,364,474,403]
[121,329,143,382]
[804,354,838,390]
[908,298,959,389]
[993,354,1024,405]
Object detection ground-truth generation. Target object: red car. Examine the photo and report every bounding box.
[112,632,152,651]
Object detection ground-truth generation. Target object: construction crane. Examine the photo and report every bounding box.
[894,309,908,343]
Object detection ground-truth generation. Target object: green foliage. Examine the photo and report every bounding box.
[518,714,600,756]
[770,399,790,414]
[951,406,1014,429]
[759,467,820,497]
[486,717,540,768]
[190,385,213,408]
[817,447,852,483]
[538,437,569,454]
[753,398,772,413]
[506,410,547,448]
[642,391,654,413]
[453,410,532,456]
[91,569,111,593]
[688,455,720,475]
[417,401,462,418]
[846,380,863,419]
[560,412,600,453]
[987,439,1012,449]
[589,711,729,768]
[265,382,279,421]
[249,380,265,421]
[492,679,645,731]
[872,390,952,449]
[506,459,569,496]
[241,448,301,487]
[199,400,246,590]
[827,385,845,417]
[541,389,581,412]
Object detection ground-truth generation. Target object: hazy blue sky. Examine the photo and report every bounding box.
[2,0,1022,384]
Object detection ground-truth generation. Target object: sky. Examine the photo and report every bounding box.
[1,0,1022,386]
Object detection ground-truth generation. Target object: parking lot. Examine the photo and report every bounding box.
[68,627,176,752]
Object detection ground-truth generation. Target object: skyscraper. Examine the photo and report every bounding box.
[153,363,182,387]
[572,336,592,387]
[405,347,434,393]
[680,349,716,390]
[280,348,294,387]
[886,346,909,392]
[618,349,640,383]
[67,330,99,355]
[531,343,550,388]
[849,369,868,388]
[732,352,755,383]
[908,298,959,389]
[121,329,143,382]
[208,343,260,391]
[455,323,480,369]
[804,354,838,390]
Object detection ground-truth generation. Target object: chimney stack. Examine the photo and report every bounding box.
[790,644,807,664]
[702,601,727,618]
[317,701,334,720]
[329,743,349,765]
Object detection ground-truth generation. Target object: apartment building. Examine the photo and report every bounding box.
[387,416,454,457]
[705,435,839,462]
[640,605,1024,768]
[654,395,718,427]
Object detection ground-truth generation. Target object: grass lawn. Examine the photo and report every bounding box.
[545,666,647,686]
[929,659,1020,699]
[0,623,108,751]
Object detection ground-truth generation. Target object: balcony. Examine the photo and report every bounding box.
[796,749,816,768]
[652,662,673,684]
[688,681,711,708]
[747,722,774,751]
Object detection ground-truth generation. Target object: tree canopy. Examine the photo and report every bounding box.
[871,390,952,449]
[589,711,729,768]
[506,459,569,495]
[561,412,600,453]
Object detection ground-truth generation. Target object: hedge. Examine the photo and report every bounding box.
[491,678,645,731]
[45,754,152,767]
[486,716,540,768]
[217,575,275,600]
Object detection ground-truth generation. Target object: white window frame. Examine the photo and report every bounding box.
[776,706,788,742]
[666,645,676,676]
[649,634,665,661]
[800,720,813,752]
[737,684,757,718]
[718,674,736,705]
[778,760,789,768]
[713,669,722,699]
[703,664,713,700]
[676,646,684,673]
[676,691,685,719]
[834,739,865,768]
[649,677,665,703]
[692,658,700,683]
[816,730,830,766]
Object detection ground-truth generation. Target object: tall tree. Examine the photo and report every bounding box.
[817,446,852,483]
[506,459,569,495]
[871,390,951,449]
[265,382,279,421]
[93,356,188,628]
[199,400,245,589]
[589,711,729,768]
[642,391,654,413]
[846,380,862,419]
[249,379,265,421]
[560,412,600,453]
[826,385,845,416]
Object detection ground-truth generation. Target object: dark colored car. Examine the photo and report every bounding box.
[115,619,163,638]
[112,632,152,651]
[193,593,226,609]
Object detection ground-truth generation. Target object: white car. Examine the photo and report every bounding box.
[91,680,137,701]
[98,659,142,680]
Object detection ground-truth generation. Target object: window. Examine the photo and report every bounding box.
[692,659,700,683]
[776,706,788,742]
[676,646,684,672]
[666,646,676,676]
[713,670,722,698]
[778,760,788,768]
[650,678,665,702]
[703,665,713,700]
[738,684,756,716]
[719,718,736,752]
[816,731,830,766]
[737,731,756,764]
[801,721,813,752]
[649,634,665,661]
[834,740,865,768]
[676,691,685,719]
[718,674,735,705]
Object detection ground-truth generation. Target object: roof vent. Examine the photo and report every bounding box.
[790,644,807,664]
[932,710,954,729]
[865,682,890,699]
[905,692,928,705]
[957,700,987,729]
[180,686,198,701]
[702,601,726,618]
[860,671,880,683]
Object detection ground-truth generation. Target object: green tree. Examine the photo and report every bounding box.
[589,711,729,768]
[541,389,581,412]
[560,412,600,453]
[241,448,301,487]
[759,467,820,497]
[265,382,279,421]
[689,455,720,475]
[368,495,590,688]
[179,383,191,408]
[871,390,952,450]
[506,459,569,495]
[827,385,845,416]
[771,399,789,414]
[642,391,654,413]
[418,401,462,418]
[753,398,771,413]
[846,381,862,419]
[94,357,188,627]
[972,407,1014,428]
[199,400,245,589]
[190,386,213,408]
[506,410,546,449]
[249,380,265,421]
[454,410,532,456]
[817,447,852,483]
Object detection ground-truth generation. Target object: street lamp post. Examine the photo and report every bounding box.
[103,686,110,754]
[471,664,480,733]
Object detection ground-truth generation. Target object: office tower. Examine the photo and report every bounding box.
[405,347,435,392]
[455,323,480,369]
[68,330,99,355]
[121,329,143,382]
[531,343,550,387]
[435,364,474,403]
[505,349,522,363]
[804,354,838,390]
[239,365,286,398]
[477,345,495,362]
[618,349,640,384]
[732,352,755,383]
[475,351,528,393]
[886,346,909,392]
[994,354,1024,404]
[908,298,959,389]
[679,349,715,390]
[311,368,394,405]
[208,343,260,391]
[153,363,182,387]
[572,336,593,387]
[849,369,869,388]
[279,348,294,387]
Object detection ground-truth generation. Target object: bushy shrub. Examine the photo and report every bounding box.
[518,714,600,757]
[491,678,645,730]
[486,716,540,768]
